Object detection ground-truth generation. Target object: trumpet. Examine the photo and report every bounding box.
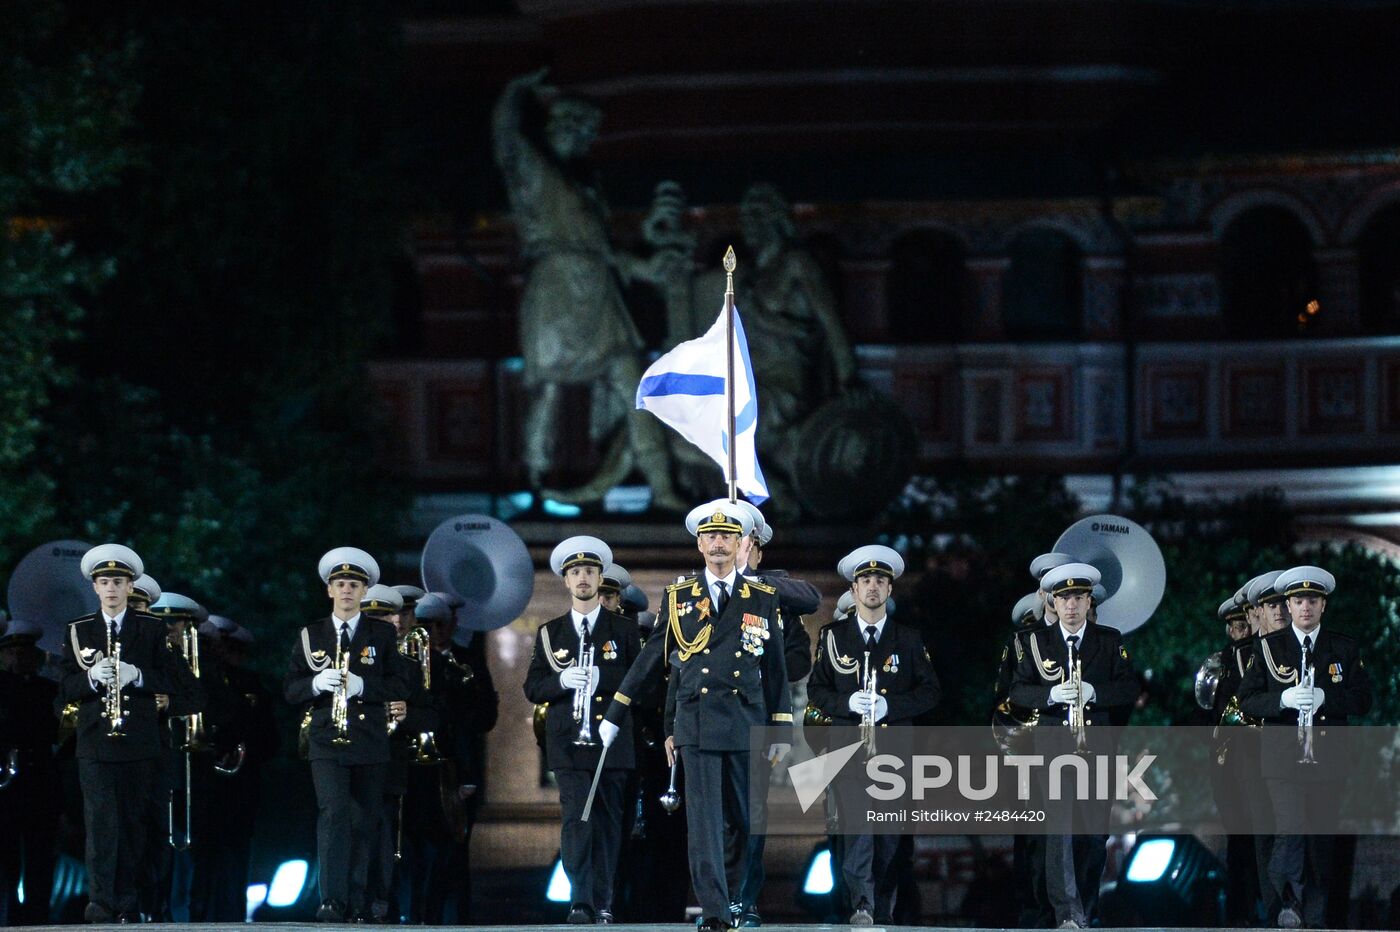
[860,651,878,754]
[331,638,352,746]
[572,645,598,747]
[659,757,682,813]
[1067,657,1088,754]
[104,624,125,738]
[179,626,210,751]
[1298,661,1317,764]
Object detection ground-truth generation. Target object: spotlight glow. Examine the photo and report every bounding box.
[1125,837,1176,883]
[266,860,308,907]
[802,848,834,895]
[546,858,571,903]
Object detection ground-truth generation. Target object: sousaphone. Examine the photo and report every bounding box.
[8,539,98,654]
[420,514,534,643]
[1053,514,1165,635]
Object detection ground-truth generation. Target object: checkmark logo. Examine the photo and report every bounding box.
[789,740,864,812]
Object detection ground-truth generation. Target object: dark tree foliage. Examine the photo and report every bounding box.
[0,0,137,572]
[883,476,1400,726]
[2,3,409,684]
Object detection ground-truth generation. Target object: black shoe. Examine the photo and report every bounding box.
[84,903,114,924]
[850,908,874,927]
[316,900,345,923]
[568,905,595,924]
[698,918,732,932]
[595,908,614,924]
[1277,906,1301,929]
[739,906,761,927]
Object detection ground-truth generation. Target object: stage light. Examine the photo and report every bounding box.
[542,499,582,518]
[546,858,571,903]
[246,884,268,922]
[266,860,308,907]
[15,879,21,905]
[802,847,834,895]
[1100,834,1225,927]
[1125,837,1175,882]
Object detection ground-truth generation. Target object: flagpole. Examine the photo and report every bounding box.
[723,245,738,504]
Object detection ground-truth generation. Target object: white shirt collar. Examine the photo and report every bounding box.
[704,567,739,600]
[853,614,888,643]
[102,608,128,630]
[571,605,601,638]
[1292,623,1321,650]
[1059,622,1088,650]
[334,613,361,637]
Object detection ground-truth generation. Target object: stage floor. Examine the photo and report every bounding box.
[13,926,1349,932]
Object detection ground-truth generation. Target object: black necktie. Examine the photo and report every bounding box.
[580,618,592,649]
[1302,634,1313,673]
[714,581,729,616]
[1067,634,1080,664]
[339,624,351,656]
[865,625,878,649]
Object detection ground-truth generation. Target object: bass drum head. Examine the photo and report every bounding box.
[421,515,533,633]
[791,389,917,521]
[8,539,98,654]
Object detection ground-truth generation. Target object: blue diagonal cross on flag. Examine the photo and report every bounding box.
[636,302,769,504]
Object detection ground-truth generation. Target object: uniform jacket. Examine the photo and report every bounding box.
[1008,623,1139,728]
[283,616,407,765]
[1237,626,1372,779]
[994,620,1046,711]
[0,669,61,814]
[59,611,181,762]
[807,617,939,726]
[744,568,817,682]
[524,608,640,771]
[653,574,792,751]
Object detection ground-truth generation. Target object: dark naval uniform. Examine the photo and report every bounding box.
[1008,621,1138,927]
[0,663,62,925]
[524,608,640,920]
[60,610,181,919]
[284,616,407,917]
[992,618,1052,929]
[1237,626,1372,927]
[730,565,816,922]
[808,616,939,922]
[607,572,791,925]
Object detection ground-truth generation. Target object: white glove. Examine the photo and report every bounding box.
[560,666,590,690]
[766,742,791,764]
[312,669,343,695]
[1049,682,1079,705]
[118,662,140,689]
[90,658,117,687]
[598,719,619,748]
[871,695,889,723]
[1312,687,1325,711]
[344,671,365,698]
[1280,684,1315,712]
[1080,682,1097,705]
[848,692,874,716]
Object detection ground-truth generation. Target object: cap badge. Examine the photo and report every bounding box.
[107,561,115,568]
[869,560,877,568]
[711,511,725,523]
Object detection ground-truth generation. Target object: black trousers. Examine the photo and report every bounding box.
[833,771,899,919]
[79,757,157,915]
[556,767,626,912]
[1266,778,1341,927]
[681,748,750,922]
[310,759,386,911]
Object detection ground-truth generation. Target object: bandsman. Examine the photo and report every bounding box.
[524,537,640,924]
[1008,563,1139,929]
[807,545,938,926]
[1237,566,1372,929]
[283,548,407,922]
[60,544,184,923]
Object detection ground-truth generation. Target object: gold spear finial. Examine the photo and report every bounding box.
[724,245,736,296]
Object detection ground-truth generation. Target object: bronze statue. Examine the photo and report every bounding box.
[491,69,685,510]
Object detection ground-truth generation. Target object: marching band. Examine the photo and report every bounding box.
[0,511,1380,930]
